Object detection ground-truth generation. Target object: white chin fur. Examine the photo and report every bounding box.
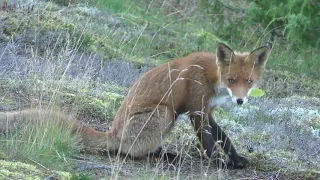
[231,96,237,104]
[209,94,230,107]
[210,87,231,107]
[243,97,248,104]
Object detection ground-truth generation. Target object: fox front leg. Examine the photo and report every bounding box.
[207,110,248,168]
[190,114,226,168]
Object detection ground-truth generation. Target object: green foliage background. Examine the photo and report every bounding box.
[82,0,320,77]
[247,0,320,48]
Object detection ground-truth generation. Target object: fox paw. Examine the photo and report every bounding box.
[151,147,183,166]
[227,155,249,169]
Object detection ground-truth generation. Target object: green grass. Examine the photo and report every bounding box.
[78,0,225,63]
[0,109,81,171]
[82,0,320,78]
[89,0,129,13]
[266,44,320,78]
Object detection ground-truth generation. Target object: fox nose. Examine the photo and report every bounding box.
[236,98,244,105]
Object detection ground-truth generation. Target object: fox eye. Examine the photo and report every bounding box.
[246,79,253,85]
[228,79,235,84]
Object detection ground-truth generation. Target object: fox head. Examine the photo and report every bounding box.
[216,43,270,105]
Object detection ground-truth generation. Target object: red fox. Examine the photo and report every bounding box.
[1,43,270,168]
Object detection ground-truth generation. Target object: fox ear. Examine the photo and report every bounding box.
[249,46,270,66]
[216,43,234,65]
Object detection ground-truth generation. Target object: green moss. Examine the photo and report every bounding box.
[245,132,271,142]
[90,37,125,60]
[254,110,275,123]
[70,173,94,180]
[247,149,309,174]
[308,117,320,130]
[2,16,19,37]
[247,152,280,172]
[53,170,73,179]
[305,170,320,180]
[280,169,320,180]
[213,107,230,119]
[0,160,71,179]
[0,96,15,108]
[1,160,37,172]
[79,92,124,120]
